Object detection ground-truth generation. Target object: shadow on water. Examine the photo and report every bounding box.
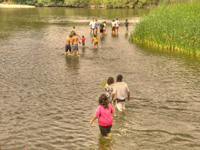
[98,136,114,150]
[65,55,80,71]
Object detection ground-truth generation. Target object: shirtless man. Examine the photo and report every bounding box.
[65,35,72,56]
[71,33,81,56]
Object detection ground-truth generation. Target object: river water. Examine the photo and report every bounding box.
[0,8,200,150]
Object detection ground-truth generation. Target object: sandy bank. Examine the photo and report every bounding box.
[0,4,35,8]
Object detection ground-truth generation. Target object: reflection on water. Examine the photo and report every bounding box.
[98,136,114,150]
[65,56,80,71]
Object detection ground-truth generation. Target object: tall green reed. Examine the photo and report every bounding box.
[131,1,200,57]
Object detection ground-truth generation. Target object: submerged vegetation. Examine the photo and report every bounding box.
[131,1,200,57]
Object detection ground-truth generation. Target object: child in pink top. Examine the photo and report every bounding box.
[90,94,114,137]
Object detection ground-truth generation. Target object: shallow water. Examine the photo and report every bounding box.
[0,8,200,150]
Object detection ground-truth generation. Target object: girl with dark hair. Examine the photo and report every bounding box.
[90,94,114,137]
[105,77,114,101]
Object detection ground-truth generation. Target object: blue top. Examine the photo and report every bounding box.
[125,21,129,27]
[94,22,98,29]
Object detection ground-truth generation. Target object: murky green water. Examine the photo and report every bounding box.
[0,8,200,150]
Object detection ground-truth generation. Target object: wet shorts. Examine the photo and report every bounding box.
[82,42,85,46]
[100,29,103,33]
[65,44,71,52]
[94,42,98,46]
[73,44,78,50]
[112,27,115,31]
[99,125,112,136]
[115,27,119,30]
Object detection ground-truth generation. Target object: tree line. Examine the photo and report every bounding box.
[0,0,159,8]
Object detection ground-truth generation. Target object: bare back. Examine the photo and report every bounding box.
[66,37,71,44]
[71,35,79,44]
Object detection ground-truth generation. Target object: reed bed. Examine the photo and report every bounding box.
[130,2,200,58]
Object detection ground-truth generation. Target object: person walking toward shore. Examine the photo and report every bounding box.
[81,35,86,48]
[111,74,130,111]
[103,21,107,34]
[115,18,120,35]
[94,19,98,35]
[65,35,72,56]
[112,20,116,35]
[125,19,129,34]
[90,94,114,137]
[71,33,81,56]
[91,34,98,48]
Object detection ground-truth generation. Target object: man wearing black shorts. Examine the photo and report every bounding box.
[99,22,104,38]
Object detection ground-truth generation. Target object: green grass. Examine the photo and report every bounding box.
[130,2,200,58]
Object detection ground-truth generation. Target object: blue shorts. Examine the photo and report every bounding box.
[73,44,79,50]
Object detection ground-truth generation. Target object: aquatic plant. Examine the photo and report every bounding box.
[130,1,200,58]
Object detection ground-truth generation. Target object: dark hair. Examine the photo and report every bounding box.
[107,77,114,85]
[99,94,108,109]
[126,19,128,21]
[73,26,75,29]
[116,18,118,20]
[117,74,123,82]
[69,35,72,37]
[82,35,84,38]
[113,20,115,22]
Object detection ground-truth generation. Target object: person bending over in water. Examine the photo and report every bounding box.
[71,33,81,56]
[65,35,72,56]
[90,94,114,137]
[91,34,98,48]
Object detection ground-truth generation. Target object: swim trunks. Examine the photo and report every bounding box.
[73,44,78,50]
[94,42,98,46]
[112,27,115,31]
[99,125,112,136]
[65,44,71,52]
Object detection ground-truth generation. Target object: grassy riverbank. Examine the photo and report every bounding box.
[130,2,200,58]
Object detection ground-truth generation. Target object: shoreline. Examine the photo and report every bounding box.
[0,4,35,8]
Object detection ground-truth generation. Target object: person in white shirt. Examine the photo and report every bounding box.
[111,20,116,35]
[89,20,94,34]
[111,74,130,111]
[115,18,120,35]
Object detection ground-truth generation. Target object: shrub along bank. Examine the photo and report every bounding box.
[130,1,200,57]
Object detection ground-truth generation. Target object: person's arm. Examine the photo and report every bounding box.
[127,91,130,101]
[91,38,93,44]
[111,93,115,104]
[90,115,98,126]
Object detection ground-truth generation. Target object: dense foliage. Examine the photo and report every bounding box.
[1,0,159,8]
[131,1,200,57]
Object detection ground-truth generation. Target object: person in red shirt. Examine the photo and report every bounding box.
[81,35,86,48]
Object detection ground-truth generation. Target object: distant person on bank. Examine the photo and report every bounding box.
[90,94,114,137]
[112,74,130,111]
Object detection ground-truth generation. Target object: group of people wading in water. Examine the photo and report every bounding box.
[65,18,129,56]
[65,19,130,137]
[90,74,130,137]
